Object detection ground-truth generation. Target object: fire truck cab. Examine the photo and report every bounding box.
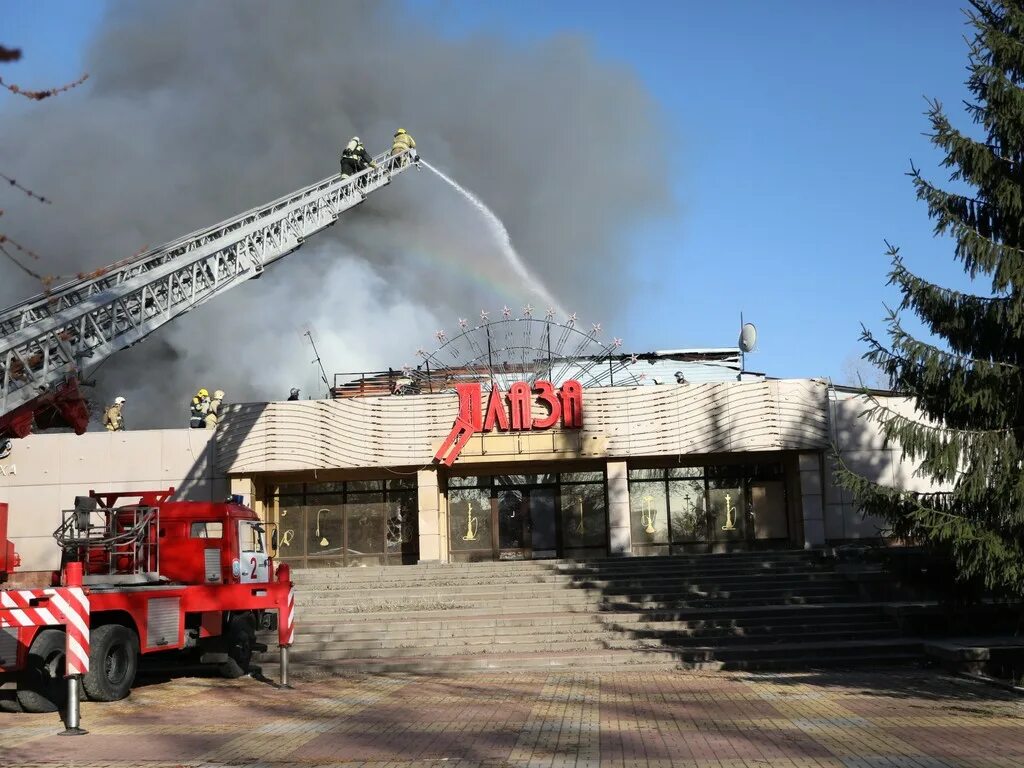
[1,489,292,714]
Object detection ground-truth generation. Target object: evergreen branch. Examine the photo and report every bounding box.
[0,172,51,204]
[886,308,1018,371]
[0,72,88,101]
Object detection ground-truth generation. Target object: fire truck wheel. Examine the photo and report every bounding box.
[220,614,257,679]
[17,629,69,713]
[83,624,139,702]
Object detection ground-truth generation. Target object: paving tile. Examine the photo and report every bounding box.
[0,669,1022,767]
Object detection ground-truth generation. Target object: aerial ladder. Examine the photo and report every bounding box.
[0,149,418,444]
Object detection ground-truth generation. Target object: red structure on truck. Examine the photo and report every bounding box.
[0,489,294,730]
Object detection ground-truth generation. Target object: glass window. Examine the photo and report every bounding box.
[448,475,488,488]
[347,501,388,563]
[305,481,346,494]
[307,504,343,559]
[386,492,418,556]
[669,467,703,479]
[276,482,304,495]
[306,492,344,506]
[560,482,606,549]
[190,521,223,539]
[628,468,665,481]
[708,478,744,543]
[494,473,556,487]
[669,479,706,542]
[629,480,669,545]
[560,471,604,483]
[751,480,788,539]
[238,521,266,553]
[387,476,416,491]
[449,488,491,550]
[346,479,384,493]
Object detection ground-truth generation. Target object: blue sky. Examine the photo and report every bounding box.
[4,1,979,382]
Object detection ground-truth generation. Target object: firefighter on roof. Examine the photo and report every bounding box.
[190,388,210,429]
[103,396,126,431]
[205,389,225,429]
[288,388,300,401]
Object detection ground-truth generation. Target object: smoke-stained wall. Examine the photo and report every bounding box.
[0,1,673,427]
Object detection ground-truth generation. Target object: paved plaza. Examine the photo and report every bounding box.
[2,668,1023,768]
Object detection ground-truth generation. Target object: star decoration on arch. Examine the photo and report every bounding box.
[458,317,469,330]
[612,337,623,348]
[522,304,534,318]
[480,310,490,322]
[435,330,447,343]
[545,307,556,320]
[502,305,512,319]
[566,312,577,326]
[591,323,602,335]
[416,348,426,358]
[628,353,639,365]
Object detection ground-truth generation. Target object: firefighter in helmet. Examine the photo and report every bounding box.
[190,388,210,429]
[104,396,126,431]
[340,136,375,178]
[287,387,300,401]
[390,128,417,165]
[205,389,225,429]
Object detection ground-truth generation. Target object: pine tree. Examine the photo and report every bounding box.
[837,1,1024,596]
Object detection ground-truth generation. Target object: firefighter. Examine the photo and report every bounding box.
[190,388,210,429]
[390,128,417,165]
[287,387,300,401]
[205,389,224,429]
[103,396,126,431]
[341,136,375,178]
[354,138,375,172]
[340,136,361,178]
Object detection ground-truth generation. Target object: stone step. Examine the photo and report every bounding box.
[256,640,921,675]
[292,558,829,584]
[280,618,897,647]
[291,572,847,596]
[294,583,854,606]
[669,637,923,665]
[284,626,900,658]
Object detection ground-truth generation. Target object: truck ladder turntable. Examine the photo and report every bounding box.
[0,150,417,437]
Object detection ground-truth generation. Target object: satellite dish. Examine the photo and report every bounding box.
[739,322,757,353]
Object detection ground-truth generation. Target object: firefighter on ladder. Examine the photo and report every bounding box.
[340,136,375,180]
[391,128,417,167]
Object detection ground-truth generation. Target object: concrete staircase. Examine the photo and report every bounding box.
[259,550,921,674]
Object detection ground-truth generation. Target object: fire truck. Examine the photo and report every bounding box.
[1,490,294,714]
[0,149,420,727]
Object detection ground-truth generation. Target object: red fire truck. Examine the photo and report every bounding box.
[0,489,294,716]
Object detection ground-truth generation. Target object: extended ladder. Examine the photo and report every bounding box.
[0,150,417,433]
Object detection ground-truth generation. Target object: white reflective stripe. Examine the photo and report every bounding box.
[34,607,59,626]
[49,593,90,638]
[6,608,33,626]
[64,587,89,614]
[66,634,89,673]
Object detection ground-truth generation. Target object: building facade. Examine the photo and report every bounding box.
[1,350,915,581]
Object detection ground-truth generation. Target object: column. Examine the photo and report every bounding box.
[417,467,443,563]
[606,460,632,556]
[798,451,825,548]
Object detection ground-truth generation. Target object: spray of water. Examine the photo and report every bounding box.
[422,160,566,316]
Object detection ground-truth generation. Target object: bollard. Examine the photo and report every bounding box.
[60,561,88,735]
[60,676,87,736]
[279,644,291,689]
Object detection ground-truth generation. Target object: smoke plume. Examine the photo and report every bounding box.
[0,1,672,427]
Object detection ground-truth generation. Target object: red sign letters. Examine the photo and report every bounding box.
[434,380,583,466]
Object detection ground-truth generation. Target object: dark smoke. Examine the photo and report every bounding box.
[0,1,672,427]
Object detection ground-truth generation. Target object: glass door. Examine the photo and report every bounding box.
[527,488,558,559]
[496,489,528,560]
